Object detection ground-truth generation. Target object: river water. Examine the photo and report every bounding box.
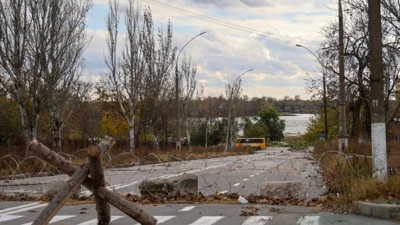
[236,114,315,136]
[279,114,315,136]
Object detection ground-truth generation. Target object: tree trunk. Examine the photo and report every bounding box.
[20,105,38,148]
[128,120,135,153]
[351,98,362,137]
[185,117,192,151]
[152,128,159,150]
[363,101,372,140]
[205,118,208,147]
[52,115,63,151]
[224,105,231,152]
[229,109,235,149]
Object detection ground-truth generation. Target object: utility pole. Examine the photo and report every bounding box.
[175,32,206,152]
[368,0,387,182]
[338,0,348,151]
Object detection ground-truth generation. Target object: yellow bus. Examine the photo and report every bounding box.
[234,137,266,150]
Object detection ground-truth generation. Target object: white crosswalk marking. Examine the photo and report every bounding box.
[0,203,48,216]
[77,216,124,225]
[233,183,241,186]
[242,216,273,225]
[179,206,196,212]
[188,216,224,225]
[134,216,175,225]
[0,202,40,214]
[155,216,176,223]
[21,215,76,225]
[0,215,24,223]
[297,216,320,225]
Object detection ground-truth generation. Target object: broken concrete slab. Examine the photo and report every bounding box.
[260,181,305,200]
[139,174,198,198]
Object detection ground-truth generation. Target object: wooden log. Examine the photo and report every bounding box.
[32,165,89,225]
[88,145,111,224]
[29,137,115,225]
[27,139,157,225]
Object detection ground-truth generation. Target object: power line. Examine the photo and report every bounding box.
[141,0,316,47]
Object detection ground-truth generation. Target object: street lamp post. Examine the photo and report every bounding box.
[296,44,328,141]
[175,32,206,152]
[225,69,253,151]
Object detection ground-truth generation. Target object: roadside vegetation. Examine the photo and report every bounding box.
[313,140,400,211]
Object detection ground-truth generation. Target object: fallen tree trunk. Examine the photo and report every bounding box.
[27,139,157,225]
[88,145,110,224]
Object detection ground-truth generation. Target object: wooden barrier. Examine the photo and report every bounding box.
[27,136,157,225]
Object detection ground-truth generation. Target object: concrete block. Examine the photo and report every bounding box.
[260,181,305,200]
[139,174,198,198]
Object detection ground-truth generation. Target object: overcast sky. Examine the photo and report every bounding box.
[84,0,337,99]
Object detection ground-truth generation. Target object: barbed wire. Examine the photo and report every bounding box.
[0,147,398,204]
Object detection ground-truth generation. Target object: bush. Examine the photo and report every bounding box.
[259,106,285,141]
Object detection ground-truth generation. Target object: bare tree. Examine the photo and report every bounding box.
[224,77,242,151]
[0,0,35,145]
[104,0,146,153]
[141,8,176,150]
[180,54,197,151]
[28,0,92,149]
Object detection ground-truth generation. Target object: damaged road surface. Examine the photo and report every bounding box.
[0,147,325,200]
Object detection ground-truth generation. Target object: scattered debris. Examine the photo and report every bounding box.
[238,196,249,204]
[269,207,284,213]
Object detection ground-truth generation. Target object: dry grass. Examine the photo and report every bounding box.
[314,139,400,210]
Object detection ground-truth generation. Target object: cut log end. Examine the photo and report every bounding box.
[30,139,39,145]
[87,145,101,157]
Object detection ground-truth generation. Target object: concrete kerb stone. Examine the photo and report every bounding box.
[139,173,198,198]
[260,181,305,200]
[352,201,400,220]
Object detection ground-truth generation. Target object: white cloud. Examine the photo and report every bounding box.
[84,0,336,99]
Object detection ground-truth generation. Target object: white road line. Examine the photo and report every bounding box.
[0,203,48,216]
[242,216,273,225]
[233,183,241,187]
[256,173,260,175]
[135,216,175,225]
[249,175,255,177]
[82,154,275,196]
[219,190,228,194]
[0,202,40,214]
[77,216,124,225]
[0,215,24,223]
[188,216,224,225]
[22,215,76,225]
[297,216,320,225]
[243,179,248,181]
[179,206,196,212]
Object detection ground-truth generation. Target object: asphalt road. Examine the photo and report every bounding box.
[0,201,398,225]
[0,147,325,199]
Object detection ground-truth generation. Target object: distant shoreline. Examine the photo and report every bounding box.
[279,112,298,116]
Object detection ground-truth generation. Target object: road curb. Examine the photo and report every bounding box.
[352,201,400,220]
